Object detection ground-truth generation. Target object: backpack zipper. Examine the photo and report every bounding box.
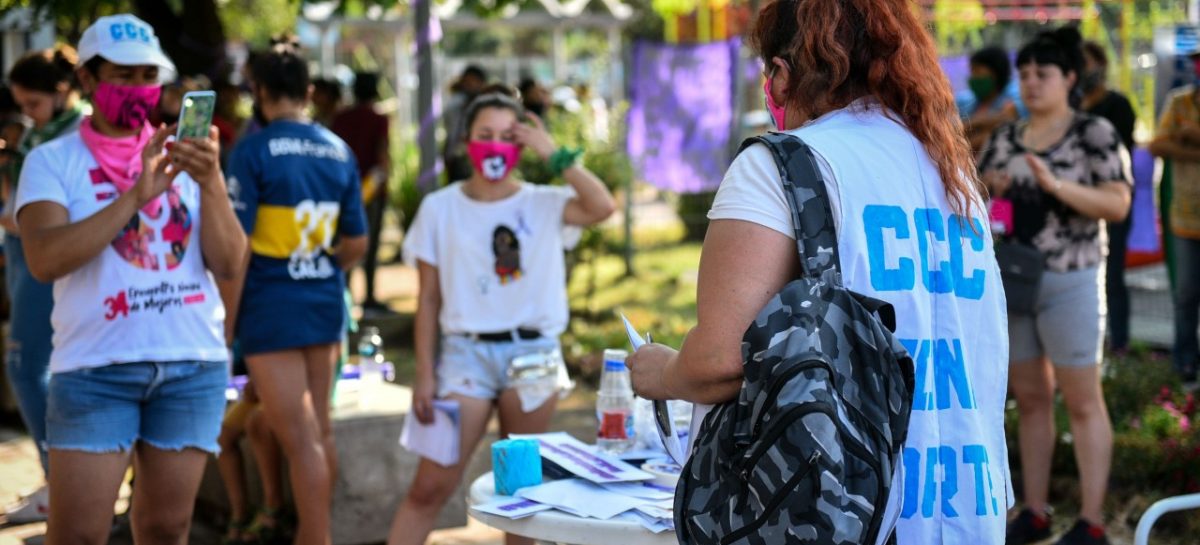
[736,401,887,545]
[750,357,833,438]
[738,404,830,481]
[721,449,822,545]
[763,353,894,544]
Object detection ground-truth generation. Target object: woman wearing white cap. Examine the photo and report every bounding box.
[13,14,246,545]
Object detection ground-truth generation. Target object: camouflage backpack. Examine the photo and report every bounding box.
[674,134,916,545]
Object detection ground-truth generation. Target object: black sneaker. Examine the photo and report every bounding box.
[1054,519,1109,545]
[1007,508,1053,545]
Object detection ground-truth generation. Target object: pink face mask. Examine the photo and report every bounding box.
[764,77,787,131]
[93,82,161,130]
[467,140,522,182]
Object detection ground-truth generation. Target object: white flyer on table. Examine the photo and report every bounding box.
[514,478,647,519]
[510,432,652,483]
[472,497,553,519]
[615,511,674,533]
[600,480,675,501]
[399,399,460,467]
[634,499,675,521]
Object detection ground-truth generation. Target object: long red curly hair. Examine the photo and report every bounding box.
[751,0,979,215]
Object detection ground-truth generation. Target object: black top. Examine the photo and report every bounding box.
[1085,90,1136,152]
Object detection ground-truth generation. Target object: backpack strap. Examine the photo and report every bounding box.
[737,133,842,283]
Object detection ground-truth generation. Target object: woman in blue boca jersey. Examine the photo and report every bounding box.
[225,45,368,545]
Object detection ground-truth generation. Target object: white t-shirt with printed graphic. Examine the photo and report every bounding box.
[15,131,227,374]
[402,182,575,336]
[709,103,1012,545]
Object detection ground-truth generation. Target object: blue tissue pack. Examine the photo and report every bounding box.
[492,438,542,496]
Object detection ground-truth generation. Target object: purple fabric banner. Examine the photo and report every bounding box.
[627,39,740,194]
[941,54,971,96]
[1129,147,1161,253]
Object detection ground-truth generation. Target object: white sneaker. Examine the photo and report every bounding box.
[4,485,49,524]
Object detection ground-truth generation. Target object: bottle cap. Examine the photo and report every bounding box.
[603,348,628,361]
[604,359,628,372]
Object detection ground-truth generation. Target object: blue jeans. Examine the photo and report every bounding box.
[46,360,227,454]
[4,233,55,472]
[1173,236,1200,376]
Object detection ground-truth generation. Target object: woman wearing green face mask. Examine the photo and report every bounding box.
[964,46,1019,151]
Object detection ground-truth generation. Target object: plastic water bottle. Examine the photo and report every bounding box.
[358,326,385,378]
[358,326,385,407]
[596,349,635,454]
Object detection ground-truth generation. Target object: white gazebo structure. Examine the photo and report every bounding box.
[0,8,54,78]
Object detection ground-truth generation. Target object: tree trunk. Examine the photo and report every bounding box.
[134,0,228,80]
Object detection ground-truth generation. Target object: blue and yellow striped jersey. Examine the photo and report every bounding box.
[226,120,368,354]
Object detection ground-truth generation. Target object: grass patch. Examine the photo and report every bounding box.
[562,238,702,382]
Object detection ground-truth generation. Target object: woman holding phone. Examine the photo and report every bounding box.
[14,14,245,544]
[225,45,368,545]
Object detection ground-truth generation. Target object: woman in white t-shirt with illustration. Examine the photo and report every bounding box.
[14,14,246,545]
[387,88,615,545]
[628,0,1012,543]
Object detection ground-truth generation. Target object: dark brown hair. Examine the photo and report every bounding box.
[752,0,979,214]
[461,84,524,139]
[9,46,78,94]
[251,48,309,102]
[1082,40,1108,68]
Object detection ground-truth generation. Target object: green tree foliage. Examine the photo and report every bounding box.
[0,0,129,43]
[1,0,228,77]
[220,0,301,46]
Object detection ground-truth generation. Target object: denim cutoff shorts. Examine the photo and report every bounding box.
[46,360,227,454]
[437,335,562,400]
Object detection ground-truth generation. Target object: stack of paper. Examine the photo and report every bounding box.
[473,432,676,533]
[476,478,676,533]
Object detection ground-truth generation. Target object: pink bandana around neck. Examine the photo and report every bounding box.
[79,117,162,217]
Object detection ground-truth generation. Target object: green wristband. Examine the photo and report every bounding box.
[548,147,583,177]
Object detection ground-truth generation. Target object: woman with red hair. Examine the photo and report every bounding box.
[627,0,1011,543]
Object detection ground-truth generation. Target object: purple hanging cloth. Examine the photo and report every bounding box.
[1127,147,1161,253]
[627,39,741,194]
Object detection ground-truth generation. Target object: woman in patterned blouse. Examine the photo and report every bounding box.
[977,27,1130,545]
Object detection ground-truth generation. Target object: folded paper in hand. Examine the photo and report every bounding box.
[620,312,687,466]
[399,399,460,467]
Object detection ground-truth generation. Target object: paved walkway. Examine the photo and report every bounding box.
[1126,264,1177,349]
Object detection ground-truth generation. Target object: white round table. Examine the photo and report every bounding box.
[467,473,678,545]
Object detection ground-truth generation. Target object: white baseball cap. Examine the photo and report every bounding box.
[76,14,177,83]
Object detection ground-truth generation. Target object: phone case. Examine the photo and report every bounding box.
[177,91,217,140]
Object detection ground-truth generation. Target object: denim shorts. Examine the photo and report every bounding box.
[437,335,561,400]
[46,360,228,454]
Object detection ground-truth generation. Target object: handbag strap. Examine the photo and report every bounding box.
[737,133,842,283]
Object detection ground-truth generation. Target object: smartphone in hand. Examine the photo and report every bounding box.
[176,90,216,141]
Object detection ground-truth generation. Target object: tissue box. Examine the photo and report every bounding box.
[492,438,542,496]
